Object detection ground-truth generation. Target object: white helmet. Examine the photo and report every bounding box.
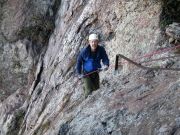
[88,33,99,40]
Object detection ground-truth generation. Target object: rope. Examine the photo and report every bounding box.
[121,44,180,64]
[139,44,180,58]
[140,55,180,64]
[82,69,101,78]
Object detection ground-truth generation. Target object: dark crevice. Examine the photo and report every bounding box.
[106,31,115,41]
[170,126,179,135]
[33,61,43,90]
[101,121,107,127]
[51,0,61,21]
[58,123,70,135]
[76,17,89,33]
[0,0,6,6]
[0,0,6,26]
[160,0,180,31]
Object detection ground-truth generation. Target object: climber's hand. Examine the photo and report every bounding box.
[100,65,109,71]
[78,74,84,79]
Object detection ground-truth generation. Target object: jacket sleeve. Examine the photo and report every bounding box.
[76,51,83,75]
[101,47,109,66]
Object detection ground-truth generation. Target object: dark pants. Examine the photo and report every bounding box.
[83,72,99,98]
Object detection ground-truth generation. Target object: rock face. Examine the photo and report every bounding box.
[0,0,180,135]
[0,0,59,100]
[166,23,180,41]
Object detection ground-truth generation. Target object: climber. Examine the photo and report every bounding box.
[76,33,109,98]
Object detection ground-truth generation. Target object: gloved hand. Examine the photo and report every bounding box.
[100,65,109,71]
[78,74,84,79]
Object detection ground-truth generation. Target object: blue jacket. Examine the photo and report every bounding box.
[76,45,109,75]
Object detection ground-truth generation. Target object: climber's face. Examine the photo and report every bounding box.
[89,39,98,52]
